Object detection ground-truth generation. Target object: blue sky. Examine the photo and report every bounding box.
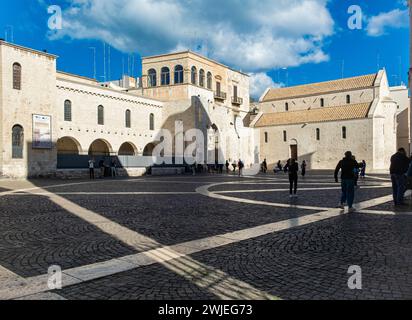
[0,0,409,98]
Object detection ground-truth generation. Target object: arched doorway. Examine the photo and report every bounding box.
[88,139,112,156]
[143,143,156,156]
[118,142,136,156]
[57,137,81,155]
[290,139,298,160]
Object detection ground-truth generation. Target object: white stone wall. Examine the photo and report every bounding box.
[56,76,163,156]
[0,42,58,178]
[258,119,374,170]
[390,86,410,153]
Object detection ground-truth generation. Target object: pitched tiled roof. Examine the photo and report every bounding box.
[254,103,372,127]
[262,74,377,102]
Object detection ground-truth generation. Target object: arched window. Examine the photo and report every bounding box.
[64,100,72,122]
[98,105,104,125]
[283,131,287,142]
[148,69,157,87]
[207,72,212,89]
[316,128,320,141]
[161,67,170,86]
[12,125,24,159]
[199,69,205,87]
[125,109,131,128]
[264,132,268,143]
[342,126,347,139]
[346,95,351,104]
[13,63,22,90]
[174,65,184,84]
[320,98,325,107]
[150,113,155,131]
[191,66,197,85]
[285,103,289,111]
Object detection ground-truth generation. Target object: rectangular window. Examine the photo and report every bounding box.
[233,85,238,99]
[283,131,287,142]
[216,82,221,95]
[13,63,22,90]
[264,132,268,143]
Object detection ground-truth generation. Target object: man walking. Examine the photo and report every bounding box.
[238,159,244,177]
[287,159,299,198]
[88,158,95,180]
[360,160,367,179]
[390,148,411,206]
[334,151,359,213]
[262,159,268,173]
[301,160,307,178]
[110,159,117,178]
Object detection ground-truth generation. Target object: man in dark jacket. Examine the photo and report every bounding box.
[335,151,359,212]
[390,148,410,206]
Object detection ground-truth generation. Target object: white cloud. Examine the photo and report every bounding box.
[249,73,281,99]
[366,8,408,37]
[48,0,334,73]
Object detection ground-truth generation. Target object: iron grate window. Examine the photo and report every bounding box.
[64,100,72,122]
[12,125,24,159]
[13,63,22,90]
[98,105,104,125]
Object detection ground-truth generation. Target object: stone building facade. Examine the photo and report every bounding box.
[252,70,408,171]
[0,41,254,178]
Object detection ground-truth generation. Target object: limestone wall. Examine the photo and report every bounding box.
[56,78,164,156]
[258,119,374,170]
[0,42,58,178]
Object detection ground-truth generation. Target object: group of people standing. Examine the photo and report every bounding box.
[261,159,307,177]
[88,158,118,180]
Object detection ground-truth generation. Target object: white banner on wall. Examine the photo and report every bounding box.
[32,114,52,149]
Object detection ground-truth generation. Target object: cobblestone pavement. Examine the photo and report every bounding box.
[0,172,411,300]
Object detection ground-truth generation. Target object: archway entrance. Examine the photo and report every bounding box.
[119,142,136,156]
[290,139,298,160]
[143,143,156,156]
[88,139,112,156]
[57,137,81,155]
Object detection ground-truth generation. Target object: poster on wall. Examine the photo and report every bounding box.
[32,114,52,149]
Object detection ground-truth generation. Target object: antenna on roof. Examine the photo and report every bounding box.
[108,45,111,81]
[103,42,107,82]
[377,53,380,71]
[5,25,14,43]
[132,53,135,78]
[127,54,130,76]
[89,47,96,79]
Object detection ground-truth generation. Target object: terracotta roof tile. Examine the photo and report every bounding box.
[262,74,377,102]
[254,103,372,127]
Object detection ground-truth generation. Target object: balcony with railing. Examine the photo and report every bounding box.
[214,91,227,101]
[232,96,243,105]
